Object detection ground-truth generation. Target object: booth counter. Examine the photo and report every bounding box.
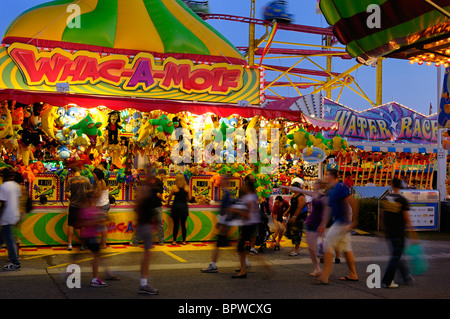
[17,173,242,246]
[17,206,239,247]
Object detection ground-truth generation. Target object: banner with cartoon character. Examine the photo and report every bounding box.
[323,98,438,144]
[439,67,450,128]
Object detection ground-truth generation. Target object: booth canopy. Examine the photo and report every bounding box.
[2,0,246,65]
[0,0,263,107]
[320,0,450,64]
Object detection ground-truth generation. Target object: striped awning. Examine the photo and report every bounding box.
[319,0,450,64]
[1,0,245,65]
[350,141,438,154]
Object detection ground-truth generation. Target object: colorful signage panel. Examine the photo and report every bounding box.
[29,174,60,202]
[0,43,261,105]
[323,98,438,144]
[190,176,213,200]
[438,67,450,128]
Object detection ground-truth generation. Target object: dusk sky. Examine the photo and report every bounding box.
[0,0,441,116]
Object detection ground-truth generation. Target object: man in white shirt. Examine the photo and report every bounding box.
[0,169,22,271]
[366,178,375,187]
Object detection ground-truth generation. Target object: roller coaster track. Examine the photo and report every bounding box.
[199,13,366,103]
[199,13,335,37]
[235,47,352,59]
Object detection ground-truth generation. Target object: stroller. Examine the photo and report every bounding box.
[245,203,275,253]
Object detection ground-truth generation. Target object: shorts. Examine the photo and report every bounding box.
[84,237,100,253]
[237,224,257,253]
[285,219,304,246]
[323,222,352,254]
[137,224,155,251]
[67,206,81,227]
[216,234,230,248]
[276,214,284,223]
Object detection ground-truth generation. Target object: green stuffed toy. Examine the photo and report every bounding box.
[150,114,174,134]
[70,114,102,145]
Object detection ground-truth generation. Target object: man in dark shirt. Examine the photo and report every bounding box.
[65,166,92,251]
[380,178,417,288]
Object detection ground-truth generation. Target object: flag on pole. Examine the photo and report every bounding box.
[316,0,322,14]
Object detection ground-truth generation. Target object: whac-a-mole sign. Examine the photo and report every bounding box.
[323,98,438,144]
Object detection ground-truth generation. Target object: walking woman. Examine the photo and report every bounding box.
[283,179,327,277]
[93,168,110,249]
[228,175,261,279]
[167,174,191,245]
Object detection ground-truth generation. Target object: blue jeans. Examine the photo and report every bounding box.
[0,225,20,265]
[153,207,164,244]
[382,237,409,286]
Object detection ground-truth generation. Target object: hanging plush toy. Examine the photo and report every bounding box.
[11,101,24,133]
[105,111,123,145]
[56,145,71,160]
[0,102,14,140]
[150,114,174,134]
[69,113,102,146]
[331,134,349,152]
[40,104,57,139]
[287,127,311,150]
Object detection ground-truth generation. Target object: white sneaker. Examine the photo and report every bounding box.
[383,281,398,288]
[91,278,107,287]
[249,248,258,255]
[3,263,20,271]
[138,285,159,295]
[66,244,72,251]
[201,263,218,273]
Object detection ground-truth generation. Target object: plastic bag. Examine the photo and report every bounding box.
[405,243,429,275]
[317,236,324,256]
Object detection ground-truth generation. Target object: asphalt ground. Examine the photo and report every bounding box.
[0,229,449,316]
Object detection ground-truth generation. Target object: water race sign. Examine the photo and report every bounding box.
[1,43,261,105]
[323,98,438,144]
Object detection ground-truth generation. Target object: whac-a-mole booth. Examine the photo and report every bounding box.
[0,0,261,247]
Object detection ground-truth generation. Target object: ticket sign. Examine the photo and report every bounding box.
[408,205,437,228]
[396,190,439,231]
[163,176,176,202]
[190,176,212,200]
[106,175,126,201]
[30,174,60,203]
